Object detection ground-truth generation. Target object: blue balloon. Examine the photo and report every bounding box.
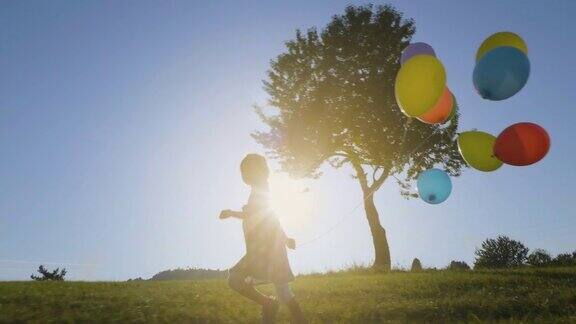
[473,46,530,101]
[417,168,452,205]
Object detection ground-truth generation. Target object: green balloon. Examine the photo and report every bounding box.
[457,131,503,172]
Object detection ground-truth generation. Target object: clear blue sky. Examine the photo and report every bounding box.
[1,1,574,280]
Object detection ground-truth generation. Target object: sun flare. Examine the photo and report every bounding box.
[268,173,314,230]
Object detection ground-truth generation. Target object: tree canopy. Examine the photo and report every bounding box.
[254,4,465,191]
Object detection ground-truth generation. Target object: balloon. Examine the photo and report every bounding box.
[401,42,436,65]
[395,55,446,117]
[494,122,550,166]
[417,168,452,205]
[476,32,528,62]
[418,87,454,124]
[473,46,530,101]
[457,131,503,172]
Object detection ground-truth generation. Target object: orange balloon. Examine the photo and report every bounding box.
[417,87,454,124]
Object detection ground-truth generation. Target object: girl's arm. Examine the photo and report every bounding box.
[219,209,246,220]
[286,237,296,250]
[219,202,258,220]
[279,224,296,250]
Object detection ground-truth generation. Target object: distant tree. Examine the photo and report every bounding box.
[474,236,529,269]
[254,4,465,270]
[150,267,227,281]
[30,265,67,281]
[526,249,552,267]
[411,258,422,272]
[447,260,470,271]
[551,253,576,267]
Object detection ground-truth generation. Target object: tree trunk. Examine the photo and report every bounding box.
[362,190,391,270]
[350,161,391,270]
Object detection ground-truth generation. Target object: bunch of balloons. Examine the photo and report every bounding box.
[395,42,455,204]
[458,123,550,171]
[395,42,455,125]
[460,33,549,171]
[396,33,549,206]
[473,32,530,101]
[395,42,456,205]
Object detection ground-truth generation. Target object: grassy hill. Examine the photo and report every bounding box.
[1,267,576,323]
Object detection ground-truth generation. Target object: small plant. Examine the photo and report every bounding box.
[30,265,67,281]
[447,260,470,271]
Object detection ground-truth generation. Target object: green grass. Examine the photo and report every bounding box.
[2,267,576,323]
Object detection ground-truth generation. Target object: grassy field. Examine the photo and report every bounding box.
[1,267,576,323]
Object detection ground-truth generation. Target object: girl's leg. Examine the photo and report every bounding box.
[229,272,279,323]
[227,272,271,305]
[286,298,307,324]
[275,283,307,324]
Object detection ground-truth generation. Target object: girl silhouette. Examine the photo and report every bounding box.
[220,154,306,324]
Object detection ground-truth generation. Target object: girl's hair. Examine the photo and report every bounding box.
[240,154,269,186]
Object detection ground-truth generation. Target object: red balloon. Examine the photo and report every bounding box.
[494,122,550,166]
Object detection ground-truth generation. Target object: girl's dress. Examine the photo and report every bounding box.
[230,188,295,285]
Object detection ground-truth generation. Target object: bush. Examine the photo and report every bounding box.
[411,258,422,272]
[447,260,470,271]
[526,249,552,267]
[551,252,576,267]
[30,265,67,281]
[474,236,528,269]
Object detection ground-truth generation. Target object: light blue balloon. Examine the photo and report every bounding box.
[417,168,452,205]
[473,46,530,101]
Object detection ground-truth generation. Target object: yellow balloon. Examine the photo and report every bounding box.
[457,131,503,172]
[395,55,446,117]
[476,32,528,62]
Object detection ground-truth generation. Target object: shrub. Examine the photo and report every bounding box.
[551,253,576,267]
[411,258,422,272]
[474,235,528,269]
[526,249,552,267]
[447,260,470,271]
[30,265,67,281]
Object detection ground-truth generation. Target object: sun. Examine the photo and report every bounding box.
[268,173,314,230]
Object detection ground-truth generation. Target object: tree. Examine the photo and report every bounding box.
[150,267,227,281]
[526,249,552,267]
[474,236,529,269]
[30,265,67,281]
[447,260,470,271]
[253,4,465,269]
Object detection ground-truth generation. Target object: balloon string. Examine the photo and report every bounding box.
[390,127,438,183]
[298,180,381,247]
[299,118,435,248]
